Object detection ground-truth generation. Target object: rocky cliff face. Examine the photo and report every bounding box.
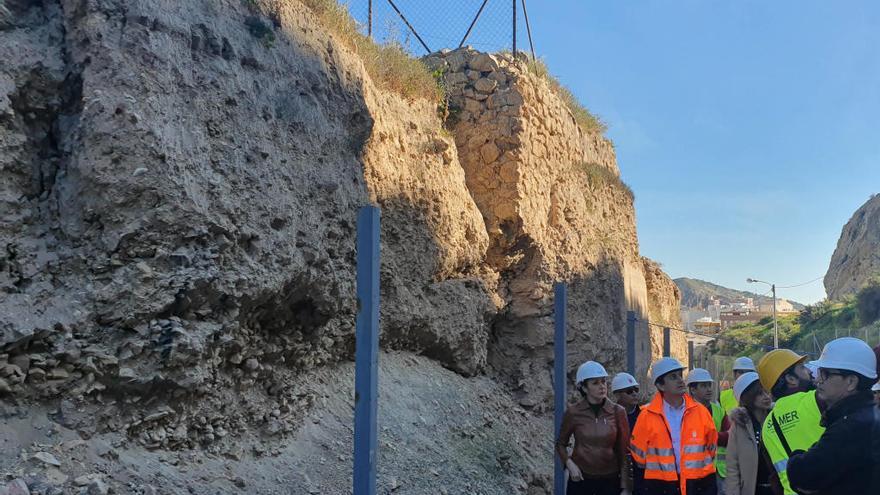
[426,48,686,401]
[825,194,880,300]
[1,1,682,493]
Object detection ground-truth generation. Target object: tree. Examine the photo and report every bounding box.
[856,278,880,325]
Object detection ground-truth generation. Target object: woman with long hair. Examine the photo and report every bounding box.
[556,361,632,495]
[725,372,775,495]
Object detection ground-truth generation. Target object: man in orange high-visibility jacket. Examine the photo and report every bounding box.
[631,357,718,495]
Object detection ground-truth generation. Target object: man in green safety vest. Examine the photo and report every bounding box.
[686,368,729,494]
[755,349,825,495]
[720,357,756,414]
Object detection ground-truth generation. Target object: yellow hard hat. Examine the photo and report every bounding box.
[756,349,807,391]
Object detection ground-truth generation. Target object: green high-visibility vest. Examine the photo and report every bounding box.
[761,390,825,495]
[710,402,727,478]
[720,388,738,414]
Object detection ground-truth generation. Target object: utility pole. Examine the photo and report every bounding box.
[771,283,778,349]
[747,278,779,349]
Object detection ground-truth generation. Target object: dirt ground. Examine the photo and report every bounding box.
[1,351,553,494]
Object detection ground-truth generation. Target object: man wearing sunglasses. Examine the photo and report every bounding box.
[612,372,643,430]
[613,373,644,495]
[786,337,880,495]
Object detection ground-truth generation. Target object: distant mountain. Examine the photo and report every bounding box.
[674,277,805,310]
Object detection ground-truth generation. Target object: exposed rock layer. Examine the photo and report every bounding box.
[1,1,683,493]
[426,48,686,403]
[825,194,880,300]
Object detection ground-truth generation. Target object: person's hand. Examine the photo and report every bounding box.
[565,459,583,482]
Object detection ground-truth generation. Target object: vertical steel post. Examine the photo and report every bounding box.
[354,206,380,495]
[688,340,694,370]
[626,311,636,376]
[512,0,517,58]
[553,283,567,495]
[663,327,671,357]
[368,0,373,38]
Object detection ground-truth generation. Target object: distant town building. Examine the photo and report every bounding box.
[683,296,798,331]
[758,298,796,313]
[694,317,722,334]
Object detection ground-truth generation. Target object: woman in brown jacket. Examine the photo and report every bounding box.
[725,372,774,495]
[556,361,632,495]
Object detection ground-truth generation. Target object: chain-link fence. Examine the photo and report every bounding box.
[344,0,537,56]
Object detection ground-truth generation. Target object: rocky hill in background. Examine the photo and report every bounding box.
[825,194,880,300]
[0,1,684,493]
[675,278,804,310]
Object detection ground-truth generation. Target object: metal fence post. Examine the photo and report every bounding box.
[512,0,517,57]
[663,327,671,357]
[368,0,373,38]
[553,283,567,495]
[626,311,636,376]
[354,206,380,495]
[688,340,694,370]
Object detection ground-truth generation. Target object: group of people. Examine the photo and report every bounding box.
[556,337,880,495]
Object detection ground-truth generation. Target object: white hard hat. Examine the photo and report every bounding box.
[611,372,639,392]
[872,381,880,392]
[733,372,761,403]
[809,337,878,379]
[651,357,685,383]
[733,357,756,372]
[576,361,608,384]
[685,368,714,385]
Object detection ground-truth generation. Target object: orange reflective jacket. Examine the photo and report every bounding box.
[630,393,717,495]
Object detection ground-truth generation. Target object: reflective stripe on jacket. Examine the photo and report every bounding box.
[761,390,824,495]
[630,393,718,495]
[710,402,727,478]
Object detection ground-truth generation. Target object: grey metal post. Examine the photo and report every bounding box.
[368,0,373,38]
[353,206,380,495]
[512,0,517,58]
[626,311,636,375]
[663,327,671,357]
[553,283,567,495]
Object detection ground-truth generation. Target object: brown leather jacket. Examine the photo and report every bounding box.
[556,398,633,490]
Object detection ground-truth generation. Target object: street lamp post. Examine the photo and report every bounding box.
[747,278,778,349]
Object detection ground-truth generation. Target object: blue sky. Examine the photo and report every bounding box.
[352,1,880,304]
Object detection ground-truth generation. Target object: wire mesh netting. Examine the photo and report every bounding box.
[344,0,534,56]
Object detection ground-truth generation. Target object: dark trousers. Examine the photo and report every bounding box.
[642,473,717,495]
[567,475,620,495]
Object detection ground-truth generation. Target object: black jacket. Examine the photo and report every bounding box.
[787,391,880,495]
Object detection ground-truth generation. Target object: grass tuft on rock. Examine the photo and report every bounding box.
[574,162,634,201]
[301,0,441,102]
[528,58,606,135]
